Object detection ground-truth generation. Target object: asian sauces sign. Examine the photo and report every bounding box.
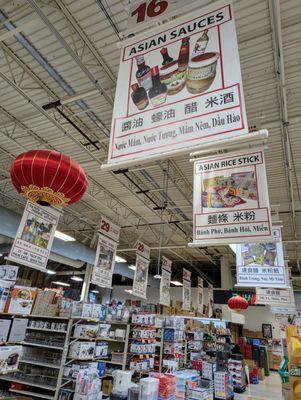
[192,148,273,246]
[106,2,248,166]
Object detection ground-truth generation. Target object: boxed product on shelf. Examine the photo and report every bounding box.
[139,377,159,400]
[69,341,96,359]
[202,361,216,380]
[72,301,94,319]
[214,371,234,399]
[97,361,106,377]
[99,323,111,338]
[163,342,184,355]
[8,318,28,343]
[0,279,13,312]
[111,352,124,364]
[74,364,102,400]
[0,345,22,374]
[129,357,154,372]
[74,324,99,339]
[131,313,156,325]
[7,285,36,315]
[163,328,184,341]
[95,342,109,357]
[58,298,73,317]
[92,303,106,320]
[0,319,11,342]
[149,372,176,399]
[113,328,126,340]
[174,369,199,399]
[132,327,156,339]
[130,341,156,354]
[31,289,56,315]
[0,265,19,282]
[165,316,185,330]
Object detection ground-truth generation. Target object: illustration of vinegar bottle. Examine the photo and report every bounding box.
[149,66,167,107]
[178,37,190,72]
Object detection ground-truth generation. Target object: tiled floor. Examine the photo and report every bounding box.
[235,372,282,399]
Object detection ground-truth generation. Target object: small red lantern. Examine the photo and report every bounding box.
[10,150,87,206]
[227,295,249,312]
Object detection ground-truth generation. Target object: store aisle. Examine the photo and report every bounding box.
[235,373,282,399]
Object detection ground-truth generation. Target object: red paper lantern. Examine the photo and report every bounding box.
[10,150,87,206]
[227,295,249,312]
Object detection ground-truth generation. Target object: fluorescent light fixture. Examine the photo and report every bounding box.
[128,265,136,271]
[52,281,70,287]
[115,255,127,263]
[46,269,56,275]
[170,280,183,286]
[54,230,76,242]
[125,289,133,294]
[229,244,237,254]
[71,276,83,282]
[153,274,161,280]
[91,290,99,294]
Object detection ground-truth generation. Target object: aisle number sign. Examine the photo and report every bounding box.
[99,216,120,242]
[236,227,287,288]
[192,148,273,245]
[8,201,60,271]
[105,1,248,167]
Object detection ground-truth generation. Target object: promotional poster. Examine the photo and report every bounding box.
[107,2,248,166]
[192,148,273,245]
[182,268,191,311]
[159,256,172,306]
[132,254,150,299]
[8,201,60,271]
[197,277,204,314]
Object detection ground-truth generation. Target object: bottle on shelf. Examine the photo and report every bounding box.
[192,29,209,57]
[178,37,190,72]
[148,66,167,107]
[135,55,152,91]
[160,47,174,66]
[131,84,149,110]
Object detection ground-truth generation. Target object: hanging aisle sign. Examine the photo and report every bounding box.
[208,283,214,317]
[105,1,248,168]
[159,256,172,306]
[8,201,60,271]
[91,217,121,289]
[255,287,295,307]
[192,148,273,246]
[182,268,191,311]
[236,227,287,288]
[132,241,150,298]
[197,277,204,314]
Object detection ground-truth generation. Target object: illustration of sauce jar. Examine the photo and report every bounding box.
[186,52,219,94]
[160,60,186,95]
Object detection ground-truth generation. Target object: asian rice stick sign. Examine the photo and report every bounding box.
[106,1,248,167]
[236,227,287,288]
[182,268,191,311]
[8,201,60,271]
[192,148,273,245]
[91,217,120,289]
[197,277,204,314]
[132,241,150,298]
[255,287,295,307]
[159,256,172,306]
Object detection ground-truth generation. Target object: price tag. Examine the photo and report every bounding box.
[99,216,121,242]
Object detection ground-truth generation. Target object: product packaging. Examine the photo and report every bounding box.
[0,345,22,373]
[0,319,11,342]
[0,265,19,281]
[0,279,13,312]
[7,285,36,315]
[8,318,28,342]
[69,341,96,359]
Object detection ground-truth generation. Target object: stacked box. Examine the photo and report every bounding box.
[32,289,56,315]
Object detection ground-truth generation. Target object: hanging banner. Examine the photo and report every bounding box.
[99,216,121,242]
[136,241,151,259]
[105,1,248,167]
[91,234,118,289]
[132,254,150,298]
[192,148,272,246]
[197,277,204,314]
[8,201,60,271]
[236,227,287,288]
[182,268,191,311]
[159,256,172,306]
[208,283,214,317]
[255,287,295,307]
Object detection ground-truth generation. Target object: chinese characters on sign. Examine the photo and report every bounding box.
[182,269,191,311]
[236,227,287,288]
[106,2,248,167]
[132,240,150,298]
[197,277,204,314]
[159,256,172,306]
[8,201,60,271]
[192,148,273,245]
[255,287,295,307]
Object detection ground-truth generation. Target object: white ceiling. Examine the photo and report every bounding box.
[0,0,300,281]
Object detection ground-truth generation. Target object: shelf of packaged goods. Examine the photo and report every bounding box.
[22,341,64,350]
[0,375,56,390]
[27,327,67,333]
[0,313,69,320]
[99,359,124,366]
[9,389,54,399]
[70,337,125,343]
[71,318,128,325]
[20,359,61,369]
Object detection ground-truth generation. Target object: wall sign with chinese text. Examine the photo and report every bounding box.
[106,1,248,167]
[255,287,295,307]
[192,148,272,246]
[197,277,204,314]
[182,268,191,311]
[236,227,287,288]
[159,256,172,306]
[8,201,60,271]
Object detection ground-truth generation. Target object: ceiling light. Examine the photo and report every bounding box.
[46,269,56,275]
[115,255,127,263]
[71,276,83,282]
[125,289,133,294]
[153,274,161,279]
[170,280,183,286]
[52,281,70,287]
[91,290,99,294]
[128,265,136,271]
[55,230,76,242]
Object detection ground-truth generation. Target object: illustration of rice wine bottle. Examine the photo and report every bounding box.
[149,66,167,107]
[193,29,209,57]
[135,55,152,91]
[160,47,174,66]
[178,37,190,72]
[131,84,149,110]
